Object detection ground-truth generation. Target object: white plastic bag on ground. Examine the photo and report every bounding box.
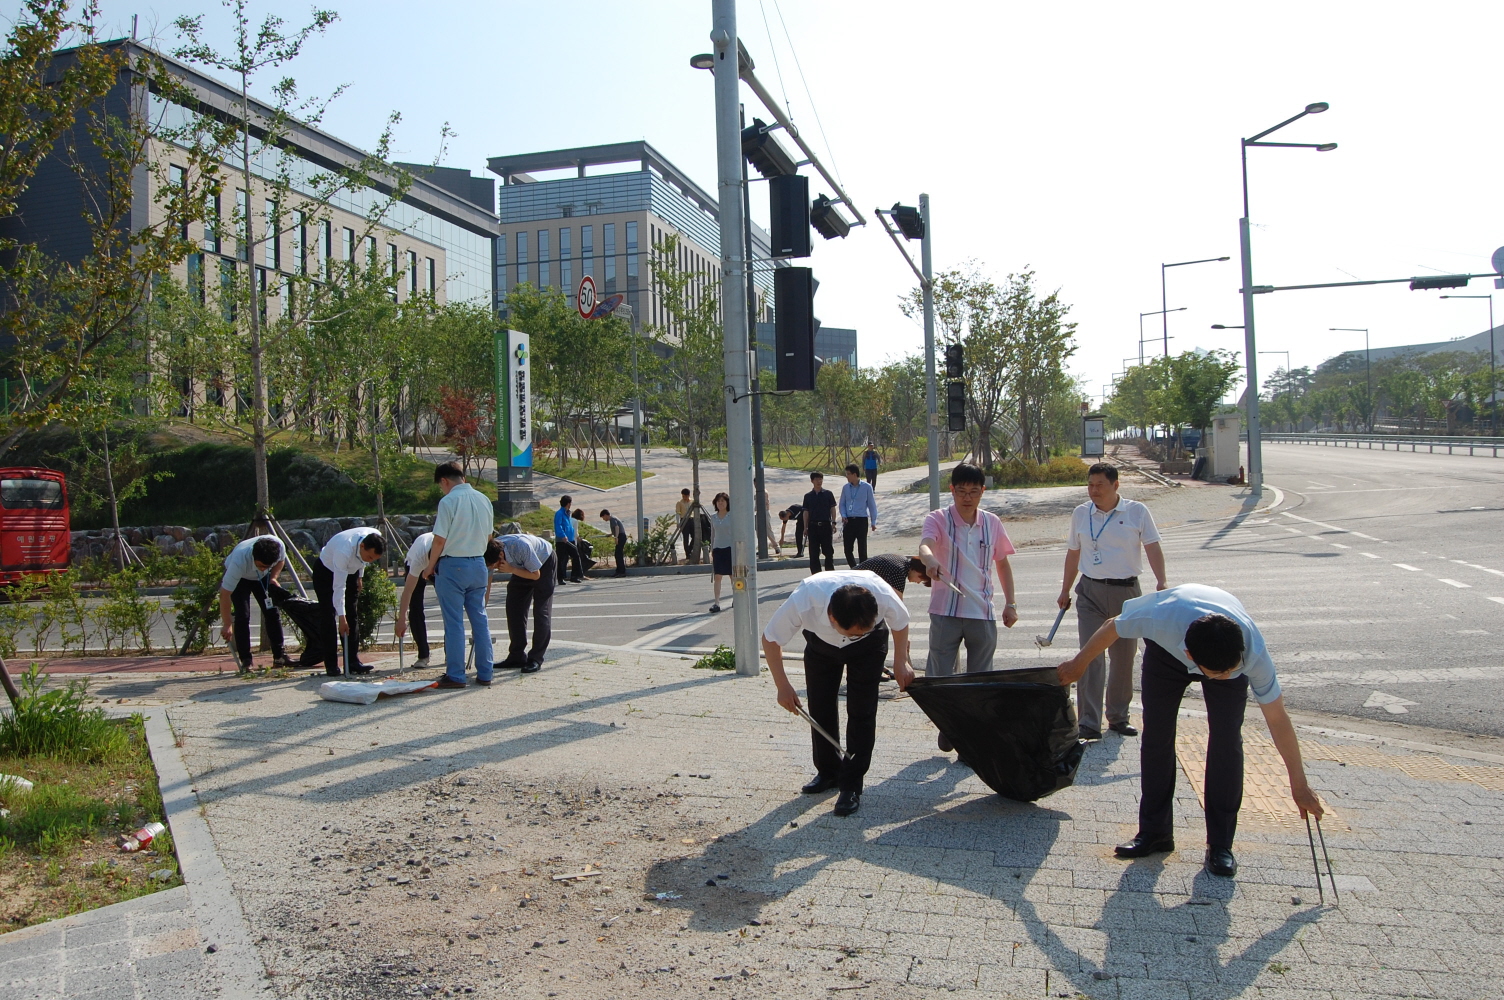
[0,774,34,796]
[318,679,437,705]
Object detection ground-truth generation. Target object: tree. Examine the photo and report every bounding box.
[1165,349,1241,436]
[1000,274,1078,462]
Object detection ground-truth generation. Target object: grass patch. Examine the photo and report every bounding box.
[533,456,650,490]
[903,456,1089,493]
[504,506,611,547]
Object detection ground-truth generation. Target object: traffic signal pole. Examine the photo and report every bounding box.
[921,195,939,511]
[710,0,760,677]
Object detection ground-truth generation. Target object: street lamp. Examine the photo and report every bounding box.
[1329,327,1372,431]
[1139,307,1185,364]
[1239,102,1337,490]
[1438,294,1497,433]
[1161,257,1229,356]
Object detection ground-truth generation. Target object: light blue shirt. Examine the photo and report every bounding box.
[553,506,577,543]
[219,536,283,592]
[1114,584,1282,704]
[839,479,877,525]
[433,482,495,558]
[498,533,553,574]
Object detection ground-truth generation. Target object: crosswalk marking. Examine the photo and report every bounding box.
[1438,579,1471,589]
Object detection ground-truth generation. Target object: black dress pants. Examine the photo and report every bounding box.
[843,517,869,568]
[555,539,584,582]
[804,626,887,793]
[864,470,877,488]
[312,558,359,675]
[794,518,805,555]
[407,573,431,660]
[613,536,627,575]
[807,521,834,573]
[230,577,284,666]
[505,555,557,666]
[1138,639,1250,849]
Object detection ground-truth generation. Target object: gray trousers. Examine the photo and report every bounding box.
[926,613,997,677]
[1073,575,1142,732]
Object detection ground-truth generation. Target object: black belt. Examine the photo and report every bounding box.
[1083,575,1138,587]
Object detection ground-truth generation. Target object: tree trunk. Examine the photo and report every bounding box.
[101,426,126,570]
[242,73,270,515]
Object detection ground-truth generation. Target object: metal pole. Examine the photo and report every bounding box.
[921,193,939,511]
[632,332,645,551]
[1239,217,1262,491]
[741,104,770,559]
[1365,330,1372,432]
[710,0,759,677]
[1161,264,1169,357]
[1491,296,1497,435]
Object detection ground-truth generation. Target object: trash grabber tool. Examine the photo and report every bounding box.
[226,633,242,674]
[1035,600,1070,648]
[794,703,849,761]
[1315,814,1339,906]
[398,629,405,676]
[1304,814,1325,906]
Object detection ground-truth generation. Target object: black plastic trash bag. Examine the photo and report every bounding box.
[906,667,1086,802]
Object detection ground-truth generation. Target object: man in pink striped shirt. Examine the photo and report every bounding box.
[918,463,1019,751]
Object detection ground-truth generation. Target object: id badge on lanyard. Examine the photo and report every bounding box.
[1089,508,1110,567]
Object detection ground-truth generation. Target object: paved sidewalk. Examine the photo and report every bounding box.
[24,629,1497,999]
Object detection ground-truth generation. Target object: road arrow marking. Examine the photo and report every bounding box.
[1363,690,1418,715]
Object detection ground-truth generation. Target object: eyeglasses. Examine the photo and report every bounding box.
[952,486,984,498]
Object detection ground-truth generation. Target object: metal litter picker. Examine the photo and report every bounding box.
[1305,813,1339,906]
[1035,599,1070,649]
[794,703,850,762]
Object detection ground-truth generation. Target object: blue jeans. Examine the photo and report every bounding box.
[433,555,492,683]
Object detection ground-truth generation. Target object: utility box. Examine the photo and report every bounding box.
[1211,415,1241,479]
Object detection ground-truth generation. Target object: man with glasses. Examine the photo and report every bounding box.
[918,463,1019,752]
[762,570,913,818]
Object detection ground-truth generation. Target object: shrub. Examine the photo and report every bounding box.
[0,665,130,761]
[43,570,91,654]
[693,644,737,671]
[356,568,396,651]
[631,513,680,567]
[98,566,161,654]
[171,549,226,654]
[0,574,46,658]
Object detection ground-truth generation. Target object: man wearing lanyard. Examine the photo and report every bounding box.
[1058,463,1168,740]
[218,534,287,674]
[839,463,878,568]
[314,526,385,676]
[425,462,497,688]
[1056,584,1325,878]
[762,570,914,817]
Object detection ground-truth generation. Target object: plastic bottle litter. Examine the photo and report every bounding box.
[119,822,166,852]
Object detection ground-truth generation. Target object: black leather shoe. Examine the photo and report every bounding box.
[435,676,468,689]
[496,658,527,670]
[832,790,860,816]
[350,662,374,675]
[801,774,839,795]
[1109,721,1138,737]
[1114,834,1175,859]
[1079,727,1103,741]
[520,661,542,674]
[937,732,954,752]
[1205,847,1238,877]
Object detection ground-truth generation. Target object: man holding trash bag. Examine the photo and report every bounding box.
[313,527,385,676]
[762,570,913,818]
[1056,583,1324,878]
[218,535,288,673]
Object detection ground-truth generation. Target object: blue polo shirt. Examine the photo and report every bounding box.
[553,507,577,543]
[1114,584,1282,704]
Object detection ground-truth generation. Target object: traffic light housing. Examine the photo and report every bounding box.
[768,174,811,259]
[946,381,966,432]
[945,343,964,379]
[775,267,817,391]
[741,118,796,178]
[891,202,925,241]
[810,194,851,240]
[1409,274,1469,290]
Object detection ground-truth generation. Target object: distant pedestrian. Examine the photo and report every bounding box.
[600,508,628,577]
[572,507,596,573]
[708,492,732,613]
[856,553,930,595]
[393,531,435,669]
[778,503,805,556]
[862,443,881,488]
[495,531,557,673]
[675,488,694,560]
[758,489,781,555]
[313,526,385,677]
[427,462,498,689]
[802,472,837,574]
[839,463,878,568]
[218,534,288,674]
[554,495,585,584]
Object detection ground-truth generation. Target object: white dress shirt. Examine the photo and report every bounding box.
[763,569,909,648]
[219,536,284,592]
[405,532,435,577]
[319,527,381,594]
[1066,498,1161,580]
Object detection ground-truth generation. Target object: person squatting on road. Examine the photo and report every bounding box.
[393,531,436,669]
[919,463,1018,752]
[218,534,287,673]
[802,472,838,574]
[840,463,878,568]
[708,492,732,613]
[1056,583,1324,878]
[1058,462,1168,741]
[762,570,914,818]
[313,526,384,676]
[427,463,498,689]
[554,496,585,584]
[494,531,557,673]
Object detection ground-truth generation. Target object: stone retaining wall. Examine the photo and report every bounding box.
[69,515,436,565]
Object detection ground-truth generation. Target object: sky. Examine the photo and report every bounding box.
[15,0,1504,404]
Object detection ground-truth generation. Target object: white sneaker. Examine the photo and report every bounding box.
[414,657,430,669]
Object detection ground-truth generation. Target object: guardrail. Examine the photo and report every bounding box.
[1261,432,1503,458]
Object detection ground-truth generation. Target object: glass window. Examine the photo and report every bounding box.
[495,235,507,294]
[0,478,63,509]
[580,225,593,280]
[426,257,436,294]
[186,252,204,303]
[318,220,330,278]
[603,223,616,294]
[292,211,305,275]
[559,228,572,298]
[516,231,528,286]
[537,229,550,287]
[169,165,188,240]
[205,194,220,254]
[264,200,278,269]
[387,243,398,301]
[407,250,418,299]
[220,259,236,321]
[236,190,250,261]
[342,227,355,263]
[365,235,377,266]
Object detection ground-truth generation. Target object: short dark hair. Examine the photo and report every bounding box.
[251,538,281,565]
[1185,614,1245,672]
[572,508,584,521]
[599,509,611,518]
[950,462,985,488]
[1087,462,1118,483]
[905,556,926,577]
[711,492,730,511]
[483,539,502,567]
[560,495,572,506]
[359,534,386,556]
[434,462,464,483]
[827,584,879,631]
[778,509,790,521]
[845,463,860,475]
[810,471,824,480]
[681,488,691,496]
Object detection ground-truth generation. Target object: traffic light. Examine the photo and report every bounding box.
[946,381,966,432]
[775,267,817,391]
[810,194,851,240]
[741,118,796,178]
[944,343,964,379]
[1409,274,1469,290]
[769,174,811,259]
[891,202,925,241]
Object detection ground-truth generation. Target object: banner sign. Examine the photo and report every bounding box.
[495,328,532,469]
[1081,416,1105,458]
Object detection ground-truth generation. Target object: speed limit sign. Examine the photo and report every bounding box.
[577,275,597,319]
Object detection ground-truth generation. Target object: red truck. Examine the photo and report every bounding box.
[0,467,70,584]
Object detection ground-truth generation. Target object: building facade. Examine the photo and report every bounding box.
[755,323,859,373]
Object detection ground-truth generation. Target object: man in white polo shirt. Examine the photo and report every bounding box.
[1057,462,1168,740]
[424,462,497,688]
[393,531,436,669]
[314,525,385,676]
[762,569,913,818]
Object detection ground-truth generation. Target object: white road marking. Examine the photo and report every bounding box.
[1437,579,1471,589]
[1363,690,1418,715]
[1330,542,1350,549]
[1393,564,1421,572]
[553,602,662,608]
[1449,560,1504,578]
[1361,553,1380,559]
[1488,596,1504,607]
[1280,665,1504,687]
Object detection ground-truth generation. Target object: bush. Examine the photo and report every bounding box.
[98,566,161,654]
[989,455,1089,488]
[171,549,226,655]
[632,513,679,567]
[693,644,736,671]
[356,568,396,651]
[0,575,46,658]
[0,664,130,762]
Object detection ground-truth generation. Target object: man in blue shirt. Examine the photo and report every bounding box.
[1056,584,1324,878]
[553,495,585,585]
[839,463,878,568]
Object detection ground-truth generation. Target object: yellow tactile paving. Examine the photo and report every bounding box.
[1301,741,1504,791]
[1174,719,1348,832]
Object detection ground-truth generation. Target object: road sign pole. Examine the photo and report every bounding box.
[921,193,940,511]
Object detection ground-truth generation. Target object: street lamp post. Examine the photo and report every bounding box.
[1328,327,1372,431]
[1439,295,1496,433]
[1239,103,1337,491]
[1139,308,1185,365]
[1161,257,1229,356]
